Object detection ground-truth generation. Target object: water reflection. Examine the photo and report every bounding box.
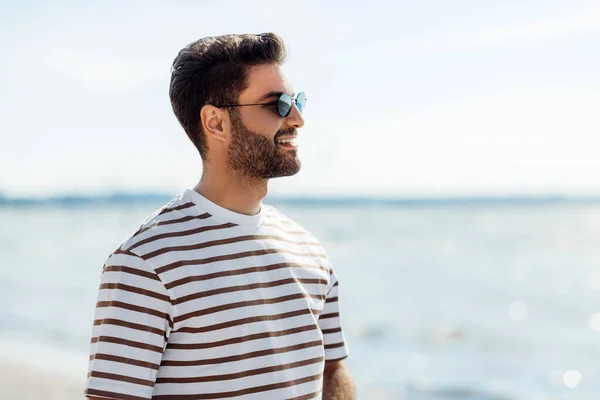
[563,370,582,388]
[588,312,600,332]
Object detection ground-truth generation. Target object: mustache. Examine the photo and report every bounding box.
[274,128,297,140]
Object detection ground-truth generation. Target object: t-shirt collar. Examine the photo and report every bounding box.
[183,189,265,227]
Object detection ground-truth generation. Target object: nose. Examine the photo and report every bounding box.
[285,102,305,129]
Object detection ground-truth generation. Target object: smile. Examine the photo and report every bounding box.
[276,137,298,148]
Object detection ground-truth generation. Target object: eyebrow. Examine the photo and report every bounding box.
[256,91,295,102]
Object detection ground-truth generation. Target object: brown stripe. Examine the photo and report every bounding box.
[89,370,154,387]
[143,234,320,260]
[321,327,342,335]
[90,353,160,370]
[325,296,339,303]
[324,281,339,296]
[168,324,318,350]
[113,249,139,257]
[157,356,323,384]
[136,212,211,236]
[175,308,319,334]
[121,202,196,245]
[128,222,236,252]
[152,373,322,400]
[324,342,345,350]
[162,340,322,366]
[262,221,306,234]
[157,248,327,274]
[166,262,327,290]
[175,292,326,324]
[85,388,149,400]
[91,335,164,353]
[262,222,306,233]
[100,283,171,303]
[288,390,322,400]
[172,277,327,306]
[261,220,308,235]
[319,312,339,320]
[96,300,169,321]
[83,396,123,400]
[103,265,161,281]
[160,202,196,214]
[94,318,166,337]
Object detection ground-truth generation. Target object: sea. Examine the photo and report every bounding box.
[1,194,600,400]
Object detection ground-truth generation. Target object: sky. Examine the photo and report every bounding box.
[1,0,599,197]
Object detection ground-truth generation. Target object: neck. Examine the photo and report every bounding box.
[194,164,268,216]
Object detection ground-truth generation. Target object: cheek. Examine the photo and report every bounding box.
[240,109,282,138]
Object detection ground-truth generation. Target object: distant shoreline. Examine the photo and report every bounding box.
[2,192,600,207]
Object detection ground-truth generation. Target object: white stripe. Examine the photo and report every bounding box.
[86,193,348,399]
[163,328,322,364]
[154,361,322,395]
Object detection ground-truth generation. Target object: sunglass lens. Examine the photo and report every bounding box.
[295,92,306,114]
[278,93,292,117]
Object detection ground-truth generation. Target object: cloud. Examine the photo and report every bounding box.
[344,4,600,58]
[43,50,168,91]
[467,5,600,47]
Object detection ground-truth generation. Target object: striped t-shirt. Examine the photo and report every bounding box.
[85,189,349,400]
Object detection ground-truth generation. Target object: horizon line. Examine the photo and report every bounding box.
[2,191,600,207]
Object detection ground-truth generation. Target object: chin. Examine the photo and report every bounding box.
[268,162,302,179]
[284,167,301,177]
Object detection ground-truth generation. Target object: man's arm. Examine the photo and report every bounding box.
[322,360,355,400]
[85,252,171,399]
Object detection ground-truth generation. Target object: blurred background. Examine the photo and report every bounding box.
[1,0,600,399]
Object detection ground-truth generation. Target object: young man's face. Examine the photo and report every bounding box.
[226,64,305,179]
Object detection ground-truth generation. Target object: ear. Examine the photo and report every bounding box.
[200,105,229,143]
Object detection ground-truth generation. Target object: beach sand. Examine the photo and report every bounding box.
[0,360,85,400]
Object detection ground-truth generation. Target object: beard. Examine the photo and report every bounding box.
[226,111,302,179]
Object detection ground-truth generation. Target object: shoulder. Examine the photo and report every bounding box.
[263,205,315,236]
[262,204,329,255]
[113,193,206,258]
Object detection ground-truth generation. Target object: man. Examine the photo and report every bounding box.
[85,33,354,400]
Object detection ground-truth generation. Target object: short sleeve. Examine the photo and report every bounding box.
[85,251,173,400]
[318,267,350,361]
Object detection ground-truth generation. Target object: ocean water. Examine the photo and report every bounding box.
[2,198,600,399]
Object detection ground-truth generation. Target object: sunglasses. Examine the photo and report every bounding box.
[216,92,306,118]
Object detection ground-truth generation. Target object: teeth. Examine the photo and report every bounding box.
[277,138,297,144]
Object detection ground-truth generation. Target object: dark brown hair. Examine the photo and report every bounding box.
[169,33,287,160]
